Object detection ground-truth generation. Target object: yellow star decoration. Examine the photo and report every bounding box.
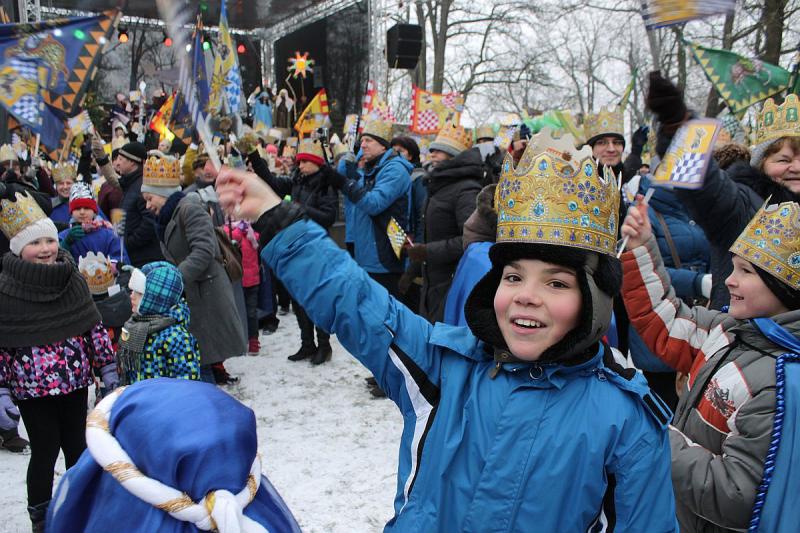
[287,51,314,79]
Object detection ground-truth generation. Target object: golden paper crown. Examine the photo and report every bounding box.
[297,138,325,160]
[78,252,116,295]
[475,124,496,141]
[730,201,800,290]
[495,128,620,257]
[143,152,181,188]
[754,94,800,147]
[432,122,473,154]
[51,162,77,183]
[0,144,17,163]
[0,191,48,240]
[583,105,624,144]
[361,114,393,142]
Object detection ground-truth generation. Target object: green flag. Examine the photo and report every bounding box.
[688,41,791,113]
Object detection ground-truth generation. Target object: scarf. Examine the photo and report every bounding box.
[0,250,100,348]
[117,314,175,385]
[156,191,185,242]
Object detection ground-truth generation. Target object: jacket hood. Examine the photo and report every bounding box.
[138,261,184,316]
[462,184,497,249]
[165,298,191,328]
[464,242,621,365]
[727,161,800,205]
[429,147,485,183]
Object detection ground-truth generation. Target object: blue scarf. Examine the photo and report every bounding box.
[747,318,800,532]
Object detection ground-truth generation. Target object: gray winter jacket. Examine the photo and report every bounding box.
[623,236,799,532]
[161,193,246,364]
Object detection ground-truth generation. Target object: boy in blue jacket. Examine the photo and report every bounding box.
[217,129,678,531]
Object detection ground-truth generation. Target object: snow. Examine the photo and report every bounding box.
[0,316,403,532]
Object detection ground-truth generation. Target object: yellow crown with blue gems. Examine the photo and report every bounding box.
[583,105,624,144]
[730,201,800,289]
[0,191,48,240]
[494,127,620,257]
[754,94,800,147]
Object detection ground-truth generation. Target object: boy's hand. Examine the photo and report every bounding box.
[216,166,281,221]
[620,194,652,250]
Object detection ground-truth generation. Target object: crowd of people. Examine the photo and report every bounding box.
[0,68,799,532]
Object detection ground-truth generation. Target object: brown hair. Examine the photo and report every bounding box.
[760,137,800,171]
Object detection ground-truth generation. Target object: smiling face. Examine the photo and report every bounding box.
[20,237,59,264]
[592,136,624,167]
[762,139,800,194]
[56,178,75,200]
[493,259,582,361]
[725,255,790,319]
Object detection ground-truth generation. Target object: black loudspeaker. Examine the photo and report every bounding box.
[386,24,423,69]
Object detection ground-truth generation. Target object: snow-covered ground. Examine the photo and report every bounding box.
[1,316,403,532]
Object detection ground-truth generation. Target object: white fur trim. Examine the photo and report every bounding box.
[128,268,146,295]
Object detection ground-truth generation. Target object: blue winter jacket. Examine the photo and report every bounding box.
[262,219,678,532]
[629,178,710,371]
[341,149,412,273]
[58,225,129,265]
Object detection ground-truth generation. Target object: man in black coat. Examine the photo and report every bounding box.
[115,142,163,267]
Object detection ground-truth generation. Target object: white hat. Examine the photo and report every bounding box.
[9,218,58,256]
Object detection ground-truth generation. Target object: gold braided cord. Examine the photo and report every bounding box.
[204,493,218,531]
[246,475,258,501]
[156,494,196,514]
[104,461,143,483]
[86,408,109,432]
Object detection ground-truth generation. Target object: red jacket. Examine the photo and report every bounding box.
[225,222,260,287]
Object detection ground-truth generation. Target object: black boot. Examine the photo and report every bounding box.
[0,428,29,453]
[310,342,332,365]
[288,345,316,361]
[28,500,49,533]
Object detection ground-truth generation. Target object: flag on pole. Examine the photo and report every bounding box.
[651,119,721,190]
[410,86,464,135]
[687,41,792,113]
[68,110,93,135]
[387,217,410,259]
[619,68,638,110]
[294,89,329,135]
[209,1,242,114]
[149,92,175,140]
[361,80,376,116]
[641,0,735,30]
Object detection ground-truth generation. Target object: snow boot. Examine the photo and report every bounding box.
[310,342,332,365]
[1,428,29,453]
[28,500,48,533]
[288,344,316,362]
[211,363,239,385]
[248,337,260,356]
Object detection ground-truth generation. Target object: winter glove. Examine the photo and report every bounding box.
[100,363,120,393]
[406,243,427,262]
[340,151,357,165]
[0,388,20,432]
[62,224,86,246]
[631,126,649,152]
[326,167,347,190]
[646,71,688,128]
[91,136,107,161]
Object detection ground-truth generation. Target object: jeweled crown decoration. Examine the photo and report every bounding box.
[583,105,624,143]
[433,122,473,153]
[754,94,800,147]
[361,113,393,142]
[52,162,77,183]
[78,252,116,295]
[0,191,48,240]
[143,152,181,188]
[730,201,800,289]
[494,127,620,257]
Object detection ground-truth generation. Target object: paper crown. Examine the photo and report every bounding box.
[0,191,48,240]
[296,138,326,162]
[0,144,18,163]
[361,113,393,142]
[78,252,116,295]
[494,128,620,257]
[754,94,800,148]
[143,151,181,188]
[583,106,624,144]
[730,201,800,290]
[432,122,473,155]
[475,124,496,141]
[51,162,77,183]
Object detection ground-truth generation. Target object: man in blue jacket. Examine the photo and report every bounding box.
[328,115,412,298]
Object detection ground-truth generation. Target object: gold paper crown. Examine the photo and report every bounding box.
[143,152,181,188]
[583,105,624,144]
[51,162,77,183]
[730,201,800,290]
[0,191,48,240]
[432,122,473,154]
[361,114,393,142]
[495,127,620,257]
[297,138,325,160]
[475,124,496,141]
[0,144,17,163]
[78,252,116,295]
[754,94,800,147]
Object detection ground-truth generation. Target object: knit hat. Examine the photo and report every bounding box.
[0,191,58,255]
[118,142,147,165]
[141,151,182,198]
[429,122,473,157]
[756,265,800,310]
[69,182,98,213]
[295,139,326,166]
[133,261,184,316]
